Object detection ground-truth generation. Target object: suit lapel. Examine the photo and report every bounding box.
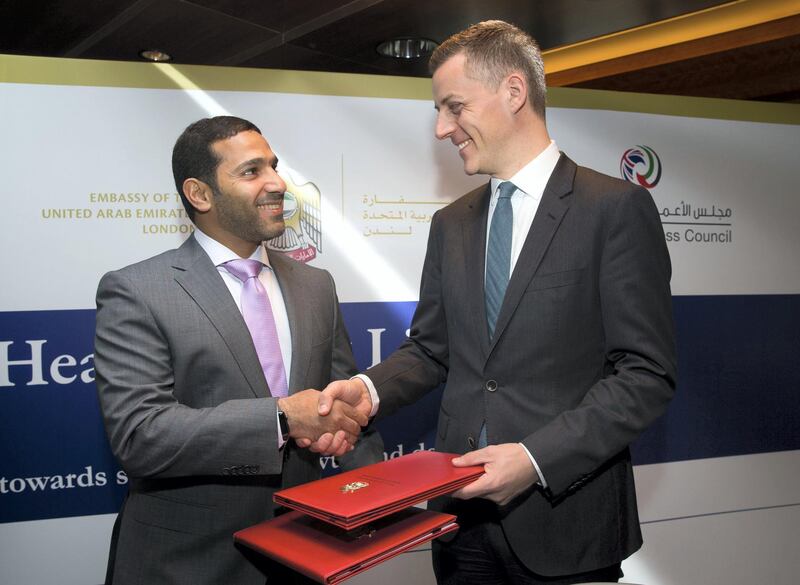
[461,184,492,358]
[488,154,576,355]
[269,250,310,395]
[172,235,268,398]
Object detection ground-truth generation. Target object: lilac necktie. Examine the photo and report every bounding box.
[224,259,288,398]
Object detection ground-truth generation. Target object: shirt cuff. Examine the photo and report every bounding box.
[518,443,548,489]
[353,374,380,418]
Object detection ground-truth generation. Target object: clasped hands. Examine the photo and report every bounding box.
[282,379,540,504]
[277,379,372,457]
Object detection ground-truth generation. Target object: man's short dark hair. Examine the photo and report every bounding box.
[172,116,261,220]
[429,20,547,119]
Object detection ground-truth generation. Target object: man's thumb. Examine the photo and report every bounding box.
[318,388,335,415]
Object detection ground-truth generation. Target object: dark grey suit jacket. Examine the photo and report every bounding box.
[366,154,676,576]
[95,234,381,585]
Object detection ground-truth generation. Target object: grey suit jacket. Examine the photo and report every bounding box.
[95,234,381,585]
[365,154,677,576]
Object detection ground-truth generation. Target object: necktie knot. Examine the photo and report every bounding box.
[224,258,263,282]
[497,181,516,200]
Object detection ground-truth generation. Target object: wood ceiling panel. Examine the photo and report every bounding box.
[572,34,800,101]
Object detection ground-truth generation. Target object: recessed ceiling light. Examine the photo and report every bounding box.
[376,38,438,59]
[139,49,172,62]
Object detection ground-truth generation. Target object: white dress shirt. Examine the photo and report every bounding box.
[194,228,292,447]
[487,140,561,277]
[359,142,561,486]
[486,141,561,487]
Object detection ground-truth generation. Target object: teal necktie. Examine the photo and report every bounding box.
[485,181,516,338]
[479,181,515,448]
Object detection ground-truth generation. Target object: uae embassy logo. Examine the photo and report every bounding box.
[267,167,322,264]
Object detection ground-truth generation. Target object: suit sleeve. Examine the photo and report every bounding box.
[522,185,677,496]
[94,270,283,479]
[363,210,449,417]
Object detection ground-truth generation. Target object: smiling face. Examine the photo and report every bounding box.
[202,130,287,257]
[433,53,516,178]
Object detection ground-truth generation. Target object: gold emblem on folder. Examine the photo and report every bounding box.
[340,481,369,493]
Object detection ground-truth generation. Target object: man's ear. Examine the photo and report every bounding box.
[183,178,212,214]
[506,73,528,114]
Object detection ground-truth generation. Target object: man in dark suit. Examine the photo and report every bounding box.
[95,116,381,585]
[315,21,676,584]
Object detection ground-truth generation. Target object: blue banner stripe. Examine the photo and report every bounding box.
[633,294,800,465]
[1,294,798,523]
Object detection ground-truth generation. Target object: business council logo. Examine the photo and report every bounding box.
[267,167,322,263]
[620,145,662,188]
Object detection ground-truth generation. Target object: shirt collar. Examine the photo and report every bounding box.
[490,140,561,201]
[193,228,271,268]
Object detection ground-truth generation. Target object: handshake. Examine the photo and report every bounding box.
[275,378,540,505]
[276,379,372,457]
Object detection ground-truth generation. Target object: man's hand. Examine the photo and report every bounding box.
[318,379,373,419]
[450,443,538,506]
[296,379,374,454]
[278,389,368,457]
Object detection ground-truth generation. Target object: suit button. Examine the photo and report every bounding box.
[486,380,498,392]
[223,467,231,476]
[467,436,475,449]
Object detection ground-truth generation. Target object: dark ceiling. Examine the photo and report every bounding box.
[3,0,799,102]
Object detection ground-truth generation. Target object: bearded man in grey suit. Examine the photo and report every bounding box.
[95,116,380,585]
[315,21,676,584]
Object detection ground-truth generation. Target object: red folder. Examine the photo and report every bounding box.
[273,451,483,530]
[234,508,458,585]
